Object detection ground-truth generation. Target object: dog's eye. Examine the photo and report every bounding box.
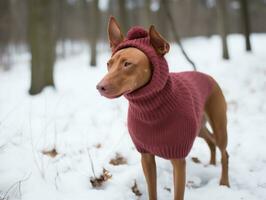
[124,62,131,67]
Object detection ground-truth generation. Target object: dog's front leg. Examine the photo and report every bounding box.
[141,153,157,200]
[171,159,186,200]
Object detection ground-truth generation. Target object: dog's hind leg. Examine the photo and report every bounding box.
[204,78,230,187]
[198,125,216,165]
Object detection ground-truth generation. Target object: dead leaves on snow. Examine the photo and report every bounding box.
[42,148,58,158]
[164,186,171,192]
[90,168,112,188]
[191,157,201,164]
[109,153,127,166]
[94,143,102,149]
[131,180,142,197]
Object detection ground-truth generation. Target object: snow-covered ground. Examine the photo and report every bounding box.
[0,34,266,200]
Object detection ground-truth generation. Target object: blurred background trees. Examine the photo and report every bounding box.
[0,0,265,94]
[28,0,57,94]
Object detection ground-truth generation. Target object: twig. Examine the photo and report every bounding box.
[161,0,197,71]
[87,148,96,178]
[2,173,31,200]
[54,168,60,191]
[0,144,7,152]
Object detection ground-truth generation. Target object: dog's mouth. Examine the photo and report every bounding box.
[100,89,132,99]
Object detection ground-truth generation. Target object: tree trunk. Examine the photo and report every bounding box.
[217,0,230,60]
[57,0,67,58]
[240,0,252,51]
[161,0,197,71]
[118,0,129,33]
[90,0,99,67]
[157,0,168,38]
[142,0,151,28]
[28,0,57,95]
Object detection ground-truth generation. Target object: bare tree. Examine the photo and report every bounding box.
[240,0,252,51]
[144,0,151,28]
[28,0,57,95]
[216,0,230,59]
[161,0,197,71]
[90,0,100,66]
[118,0,129,33]
[57,0,67,58]
[157,0,168,38]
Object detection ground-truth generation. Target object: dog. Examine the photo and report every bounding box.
[96,16,229,200]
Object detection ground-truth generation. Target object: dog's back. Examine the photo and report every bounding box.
[170,71,214,122]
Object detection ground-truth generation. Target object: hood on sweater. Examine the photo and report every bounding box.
[113,26,170,101]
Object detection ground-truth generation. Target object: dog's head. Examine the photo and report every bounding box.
[96,17,170,99]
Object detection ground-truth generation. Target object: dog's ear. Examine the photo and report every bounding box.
[108,16,124,52]
[149,25,170,56]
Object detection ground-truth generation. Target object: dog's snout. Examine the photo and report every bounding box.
[96,84,106,92]
[96,81,113,97]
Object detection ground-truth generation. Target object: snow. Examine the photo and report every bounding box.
[0,34,266,200]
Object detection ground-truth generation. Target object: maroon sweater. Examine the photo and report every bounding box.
[114,27,214,159]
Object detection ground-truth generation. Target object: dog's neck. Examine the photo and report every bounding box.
[124,58,178,122]
[124,57,169,101]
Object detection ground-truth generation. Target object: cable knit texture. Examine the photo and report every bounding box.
[113,26,214,159]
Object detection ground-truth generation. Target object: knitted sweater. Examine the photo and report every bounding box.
[114,27,214,159]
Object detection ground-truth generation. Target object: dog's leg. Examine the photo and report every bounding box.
[141,153,157,200]
[205,79,230,187]
[171,159,186,200]
[198,126,216,165]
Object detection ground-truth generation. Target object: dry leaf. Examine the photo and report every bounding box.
[191,157,201,164]
[109,153,127,166]
[42,148,58,158]
[164,186,171,192]
[131,180,142,196]
[90,168,112,188]
[94,143,102,149]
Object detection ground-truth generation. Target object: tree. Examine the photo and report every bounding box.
[144,0,151,28]
[161,0,197,71]
[216,0,230,59]
[118,0,129,33]
[240,0,252,51]
[157,0,168,38]
[89,0,100,66]
[57,0,67,58]
[28,0,57,95]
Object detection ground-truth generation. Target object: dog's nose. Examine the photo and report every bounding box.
[96,84,107,92]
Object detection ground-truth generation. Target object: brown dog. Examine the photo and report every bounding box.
[97,17,229,200]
